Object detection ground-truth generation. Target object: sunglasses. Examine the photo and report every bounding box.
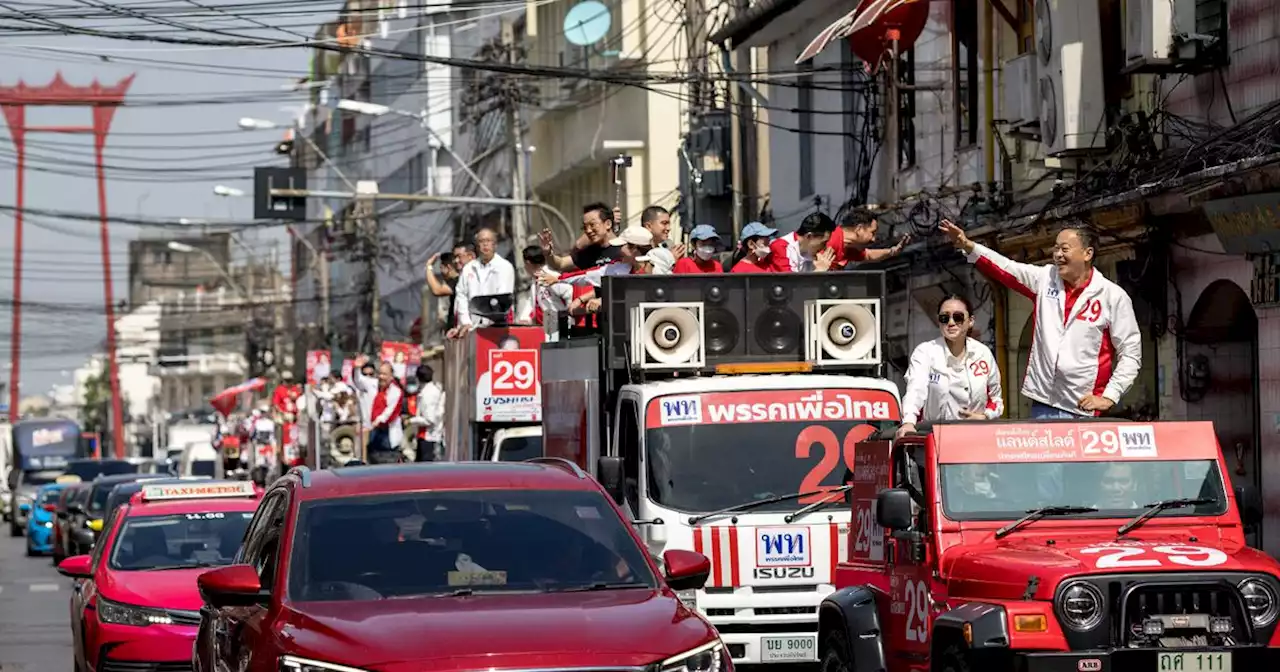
[938,312,968,325]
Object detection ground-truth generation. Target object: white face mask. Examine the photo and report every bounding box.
[752,242,770,259]
[695,245,716,260]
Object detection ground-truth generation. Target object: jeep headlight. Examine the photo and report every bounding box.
[279,655,371,672]
[660,641,726,672]
[1057,581,1105,631]
[1238,578,1279,627]
[97,597,173,627]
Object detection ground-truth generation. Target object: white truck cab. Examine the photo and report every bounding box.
[485,425,543,462]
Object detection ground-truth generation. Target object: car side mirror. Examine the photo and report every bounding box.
[663,549,711,592]
[876,488,915,531]
[1235,485,1263,528]
[57,555,93,579]
[56,510,69,520]
[198,565,266,608]
[597,456,624,504]
[67,502,85,515]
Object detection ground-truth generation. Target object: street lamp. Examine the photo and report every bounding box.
[334,98,495,198]
[167,241,248,299]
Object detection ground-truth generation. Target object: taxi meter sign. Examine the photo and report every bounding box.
[142,482,258,502]
[489,349,539,396]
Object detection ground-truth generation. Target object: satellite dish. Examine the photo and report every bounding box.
[564,0,612,47]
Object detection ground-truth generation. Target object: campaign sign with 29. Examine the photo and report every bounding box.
[934,421,1219,464]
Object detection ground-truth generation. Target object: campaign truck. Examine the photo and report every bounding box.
[542,272,901,665]
[442,326,544,461]
[7,418,88,536]
[818,419,1279,672]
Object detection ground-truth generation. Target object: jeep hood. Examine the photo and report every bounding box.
[943,533,1275,600]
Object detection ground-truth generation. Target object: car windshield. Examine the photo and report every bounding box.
[495,436,543,462]
[940,459,1229,520]
[108,513,254,571]
[643,390,898,511]
[287,489,656,602]
[38,489,62,505]
[65,460,137,481]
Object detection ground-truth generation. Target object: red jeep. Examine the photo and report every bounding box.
[819,419,1275,672]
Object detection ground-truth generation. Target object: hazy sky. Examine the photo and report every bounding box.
[0,1,341,401]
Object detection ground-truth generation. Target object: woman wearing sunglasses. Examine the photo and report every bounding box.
[897,294,1003,439]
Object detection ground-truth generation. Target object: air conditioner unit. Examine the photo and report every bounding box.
[1001,53,1039,132]
[630,302,706,370]
[1124,0,1174,67]
[804,299,881,367]
[1035,0,1106,156]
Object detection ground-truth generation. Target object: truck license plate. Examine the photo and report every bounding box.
[1157,652,1231,672]
[760,636,817,662]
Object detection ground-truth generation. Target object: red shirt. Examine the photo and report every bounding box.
[731,256,774,273]
[673,256,721,274]
[271,386,293,415]
[826,226,869,269]
[370,384,404,429]
[1062,268,1094,325]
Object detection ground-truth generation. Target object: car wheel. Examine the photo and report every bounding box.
[820,629,851,672]
[25,536,35,557]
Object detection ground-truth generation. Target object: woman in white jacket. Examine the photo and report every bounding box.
[897,295,1004,438]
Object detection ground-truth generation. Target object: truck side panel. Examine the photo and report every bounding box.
[541,339,602,472]
[442,337,473,461]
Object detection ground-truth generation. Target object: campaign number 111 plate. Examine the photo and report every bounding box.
[760,636,817,662]
[1157,652,1231,672]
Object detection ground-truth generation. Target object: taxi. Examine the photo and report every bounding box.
[26,481,69,556]
[58,481,262,672]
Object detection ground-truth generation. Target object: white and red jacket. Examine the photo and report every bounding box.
[967,243,1142,415]
[901,337,1003,424]
[369,382,404,447]
[768,232,815,272]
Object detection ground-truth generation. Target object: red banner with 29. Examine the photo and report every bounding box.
[935,421,1220,464]
[644,388,900,505]
[473,327,545,423]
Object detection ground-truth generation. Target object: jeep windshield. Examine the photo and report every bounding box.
[644,389,899,513]
[941,459,1228,521]
[286,489,657,602]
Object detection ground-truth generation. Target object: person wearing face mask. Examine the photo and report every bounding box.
[731,221,779,272]
[897,295,1003,439]
[673,225,723,274]
[769,212,838,272]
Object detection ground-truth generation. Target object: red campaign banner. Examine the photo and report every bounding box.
[935,421,1218,464]
[380,341,423,382]
[644,388,900,428]
[474,327,544,423]
[848,440,891,564]
[305,351,332,386]
[341,359,355,384]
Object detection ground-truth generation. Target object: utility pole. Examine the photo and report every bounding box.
[504,18,532,319]
[885,31,902,204]
[356,182,381,351]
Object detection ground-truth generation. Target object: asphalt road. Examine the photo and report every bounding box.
[0,528,73,672]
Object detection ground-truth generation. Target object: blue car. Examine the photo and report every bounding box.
[25,483,65,556]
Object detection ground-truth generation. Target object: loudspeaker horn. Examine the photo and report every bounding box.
[804,299,881,366]
[630,302,706,370]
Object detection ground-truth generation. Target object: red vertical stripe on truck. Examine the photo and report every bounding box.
[710,527,724,587]
[728,526,740,587]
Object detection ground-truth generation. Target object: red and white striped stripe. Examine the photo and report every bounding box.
[692,525,741,588]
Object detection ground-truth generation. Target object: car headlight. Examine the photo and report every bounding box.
[660,641,727,672]
[279,655,371,672]
[97,597,174,627]
[1238,578,1279,627]
[1057,581,1105,631]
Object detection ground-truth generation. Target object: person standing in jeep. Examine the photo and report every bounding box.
[939,219,1141,419]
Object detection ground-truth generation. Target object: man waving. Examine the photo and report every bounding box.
[939,219,1141,418]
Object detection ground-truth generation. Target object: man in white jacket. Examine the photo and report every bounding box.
[940,219,1142,419]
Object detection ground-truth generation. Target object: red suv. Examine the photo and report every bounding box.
[194,459,727,672]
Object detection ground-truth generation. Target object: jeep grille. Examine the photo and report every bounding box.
[1122,584,1247,649]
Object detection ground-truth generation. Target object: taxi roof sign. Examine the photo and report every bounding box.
[55,474,82,484]
[141,481,258,502]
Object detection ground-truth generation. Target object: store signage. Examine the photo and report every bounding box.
[1203,192,1280,255]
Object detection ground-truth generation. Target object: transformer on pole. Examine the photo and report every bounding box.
[0,73,135,458]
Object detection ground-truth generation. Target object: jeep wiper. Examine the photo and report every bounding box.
[784,485,854,523]
[1117,498,1217,536]
[688,487,843,525]
[994,506,1097,540]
